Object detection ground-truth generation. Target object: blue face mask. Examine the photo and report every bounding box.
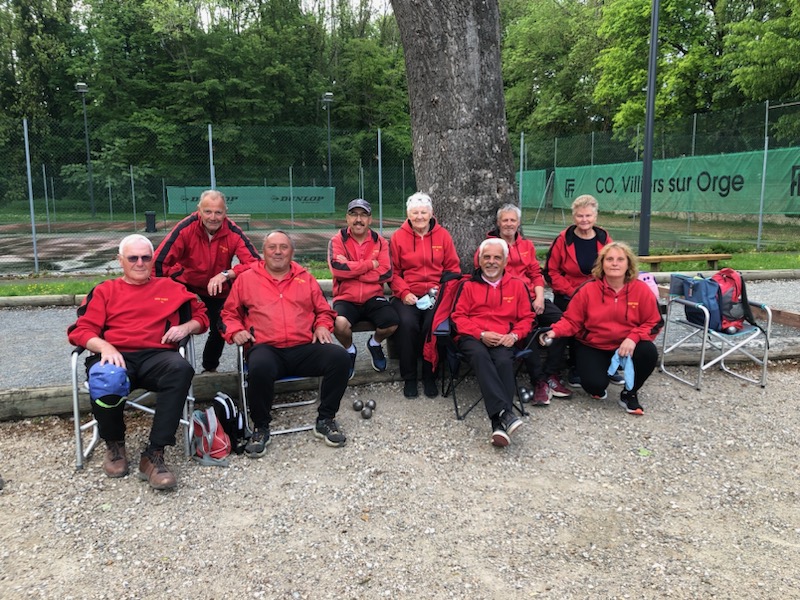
[415,295,434,310]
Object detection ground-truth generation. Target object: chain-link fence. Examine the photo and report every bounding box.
[2,100,799,274]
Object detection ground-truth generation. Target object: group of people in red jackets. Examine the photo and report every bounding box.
[68,189,662,488]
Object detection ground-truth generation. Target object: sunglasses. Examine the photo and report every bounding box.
[124,255,153,264]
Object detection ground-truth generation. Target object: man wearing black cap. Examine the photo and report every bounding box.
[328,199,399,379]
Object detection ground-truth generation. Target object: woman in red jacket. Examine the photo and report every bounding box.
[543,242,662,416]
[390,192,461,398]
[544,194,613,386]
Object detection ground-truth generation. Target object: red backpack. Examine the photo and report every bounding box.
[710,268,755,332]
[191,406,232,467]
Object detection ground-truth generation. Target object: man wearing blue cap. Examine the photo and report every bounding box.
[328,199,398,379]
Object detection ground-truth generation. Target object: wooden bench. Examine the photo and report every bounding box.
[228,213,252,231]
[638,253,732,272]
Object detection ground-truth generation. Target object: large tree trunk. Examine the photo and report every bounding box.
[391,0,518,271]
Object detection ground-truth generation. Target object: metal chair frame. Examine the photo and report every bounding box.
[71,336,196,471]
[660,288,772,390]
[237,345,320,436]
[436,319,534,420]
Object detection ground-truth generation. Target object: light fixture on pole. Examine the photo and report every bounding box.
[321,92,334,187]
[75,82,96,218]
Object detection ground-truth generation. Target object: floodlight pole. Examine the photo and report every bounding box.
[322,92,334,187]
[75,82,96,218]
[638,0,660,257]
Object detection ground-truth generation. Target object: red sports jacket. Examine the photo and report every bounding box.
[220,261,335,348]
[67,278,209,352]
[153,213,260,298]
[544,225,612,298]
[549,277,662,350]
[328,228,392,304]
[450,271,534,342]
[389,219,461,300]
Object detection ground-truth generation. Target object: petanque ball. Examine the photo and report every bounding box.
[365,399,376,410]
[361,407,373,419]
[352,399,364,412]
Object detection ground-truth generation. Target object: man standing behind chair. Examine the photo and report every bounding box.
[451,238,534,447]
[221,231,351,457]
[154,189,260,373]
[68,234,209,490]
[328,199,398,379]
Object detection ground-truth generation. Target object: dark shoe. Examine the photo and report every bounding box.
[609,371,625,385]
[423,376,438,398]
[315,418,347,447]
[138,448,177,490]
[546,375,573,399]
[491,418,510,447]
[102,440,129,478]
[567,368,581,388]
[245,427,271,458]
[619,390,644,415]
[366,342,386,372]
[348,349,357,380]
[591,390,608,400]
[498,409,522,436]
[403,379,419,398]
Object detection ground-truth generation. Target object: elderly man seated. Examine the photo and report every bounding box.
[68,234,209,490]
[221,231,351,457]
[451,238,533,447]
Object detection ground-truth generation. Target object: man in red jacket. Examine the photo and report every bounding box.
[451,238,533,447]
[221,231,351,457]
[328,199,398,379]
[68,234,209,490]
[154,189,260,373]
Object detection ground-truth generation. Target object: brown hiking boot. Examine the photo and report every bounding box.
[102,441,129,478]
[138,448,177,490]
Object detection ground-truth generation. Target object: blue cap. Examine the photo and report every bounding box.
[88,362,131,399]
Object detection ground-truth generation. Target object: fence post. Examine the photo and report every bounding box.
[377,128,383,235]
[23,118,39,273]
[208,123,216,189]
[757,100,769,251]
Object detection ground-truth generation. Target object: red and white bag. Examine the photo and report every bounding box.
[191,406,231,467]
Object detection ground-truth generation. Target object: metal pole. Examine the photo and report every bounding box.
[50,176,56,223]
[76,83,95,218]
[289,165,294,228]
[23,118,39,273]
[208,124,216,189]
[42,164,51,233]
[377,128,383,235]
[691,112,697,156]
[322,92,333,188]
[108,178,113,221]
[591,131,595,166]
[757,100,769,251]
[518,131,524,207]
[162,177,168,230]
[130,165,137,231]
[638,0,660,257]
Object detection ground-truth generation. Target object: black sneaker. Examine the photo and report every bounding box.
[498,409,522,436]
[348,349,357,380]
[423,376,438,398]
[619,390,644,415]
[491,418,510,447]
[245,427,271,458]
[315,418,347,447]
[366,341,387,372]
[567,368,581,388]
[403,379,419,398]
[609,371,625,385]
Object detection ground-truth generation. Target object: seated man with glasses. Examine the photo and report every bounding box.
[68,234,209,490]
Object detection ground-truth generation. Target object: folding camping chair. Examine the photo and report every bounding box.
[436,319,538,420]
[71,335,196,471]
[659,274,772,389]
[237,345,320,436]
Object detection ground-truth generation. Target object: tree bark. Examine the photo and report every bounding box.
[391,0,518,271]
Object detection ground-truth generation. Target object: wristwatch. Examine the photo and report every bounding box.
[220,270,230,280]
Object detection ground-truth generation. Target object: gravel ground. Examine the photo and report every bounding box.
[1,279,799,598]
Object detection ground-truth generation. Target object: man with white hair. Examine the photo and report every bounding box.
[451,238,533,447]
[68,234,209,489]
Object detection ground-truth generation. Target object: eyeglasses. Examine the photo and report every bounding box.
[124,255,153,264]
